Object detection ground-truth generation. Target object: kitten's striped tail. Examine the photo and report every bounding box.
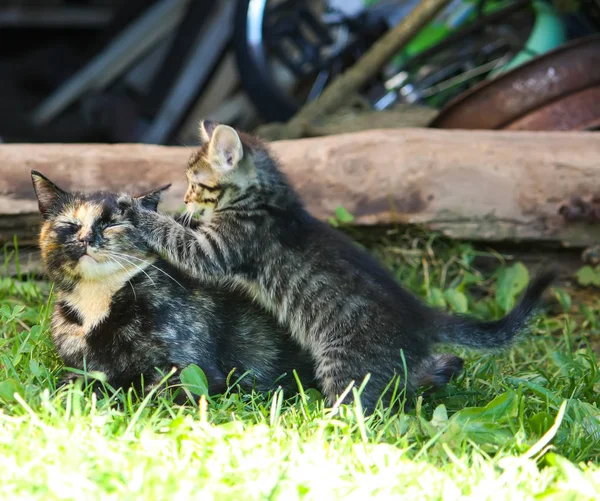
[435,269,557,349]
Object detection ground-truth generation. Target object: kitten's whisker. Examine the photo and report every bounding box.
[108,251,187,291]
[183,208,194,227]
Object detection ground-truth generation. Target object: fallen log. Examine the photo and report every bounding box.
[1,129,600,251]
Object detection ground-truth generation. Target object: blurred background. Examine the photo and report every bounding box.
[0,0,599,146]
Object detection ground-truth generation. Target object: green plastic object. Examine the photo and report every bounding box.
[487,0,566,78]
[361,0,565,76]
[387,0,513,68]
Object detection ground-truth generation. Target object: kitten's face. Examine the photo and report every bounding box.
[31,171,167,282]
[184,120,256,221]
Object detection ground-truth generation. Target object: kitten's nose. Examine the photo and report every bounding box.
[184,191,191,204]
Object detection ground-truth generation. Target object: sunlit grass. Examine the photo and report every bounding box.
[1,232,599,500]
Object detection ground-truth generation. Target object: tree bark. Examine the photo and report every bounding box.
[2,129,600,250]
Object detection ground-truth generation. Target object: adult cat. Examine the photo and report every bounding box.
[32,170,316,399]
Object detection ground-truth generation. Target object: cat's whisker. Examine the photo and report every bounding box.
[109,253,156,288]
[106,255,137,300]
[108,251,187,291]
[107,253,157,288]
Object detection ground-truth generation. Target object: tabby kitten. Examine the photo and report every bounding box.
[121,121,555,411]
[32,170,316,398]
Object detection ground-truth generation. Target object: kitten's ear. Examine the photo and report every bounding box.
[134,184,172,211]
[31,170,66,218]
[207,125,243,172]
[198,120,218,144]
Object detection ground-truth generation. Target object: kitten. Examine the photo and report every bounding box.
[31,170,317,399]
[120,121,555,411]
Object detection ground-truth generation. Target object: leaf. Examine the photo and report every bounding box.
[429,287,447,308]
[444,391,519,447]
[471,300,494,321]
[11,305,24,317]
[575,402,600,441]
[0,379,22,402]
[496,262,530,312]
[0,304,11,320]
[574,266,600,287]
[446,421,515,448]
[179,364,209,397]
[444,289,468,313]
[334,206,355,224]
[29,359,41,378]
[430,404,449,430]
[451,391,518,426]
[459,271,482,289]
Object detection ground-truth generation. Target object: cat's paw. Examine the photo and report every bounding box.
[57,372,81,389]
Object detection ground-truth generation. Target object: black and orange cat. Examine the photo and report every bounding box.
[32,170,316,398]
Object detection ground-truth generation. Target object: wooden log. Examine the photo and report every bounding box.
[1,129,600,251]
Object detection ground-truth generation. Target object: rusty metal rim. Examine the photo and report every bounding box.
[429,34,600,129]
[504,86,600,131]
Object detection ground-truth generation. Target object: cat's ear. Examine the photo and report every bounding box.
[134,184,172,212]
[207,125,243,172]
[31,170,66,218]
[198,120,218,144]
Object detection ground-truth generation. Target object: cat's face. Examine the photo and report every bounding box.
[184,120,258,221]
[31,171,168,282]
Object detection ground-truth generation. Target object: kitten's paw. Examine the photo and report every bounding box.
[117,194,141,224]
[116,193,135,209]
[415,353,464,392]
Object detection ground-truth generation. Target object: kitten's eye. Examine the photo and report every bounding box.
[104,222,124,229]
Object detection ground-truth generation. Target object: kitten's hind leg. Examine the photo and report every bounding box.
[413,353,464,393]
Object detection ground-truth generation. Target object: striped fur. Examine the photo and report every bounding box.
[121,121,556,411]
[31,171,316,399]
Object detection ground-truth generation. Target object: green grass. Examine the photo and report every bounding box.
[1,232,600,500]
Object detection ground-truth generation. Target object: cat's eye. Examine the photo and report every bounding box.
[59,221,80,230]
[103,222,124,230]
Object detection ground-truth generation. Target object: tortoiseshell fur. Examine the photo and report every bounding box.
[121,121,555,411]
[32,171,316,398]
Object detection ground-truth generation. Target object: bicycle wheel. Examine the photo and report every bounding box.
[234,0,563,120]
[233,0,385,121]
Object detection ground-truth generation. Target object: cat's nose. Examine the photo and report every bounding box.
[184,192,191,204]
[78,230,94,243]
